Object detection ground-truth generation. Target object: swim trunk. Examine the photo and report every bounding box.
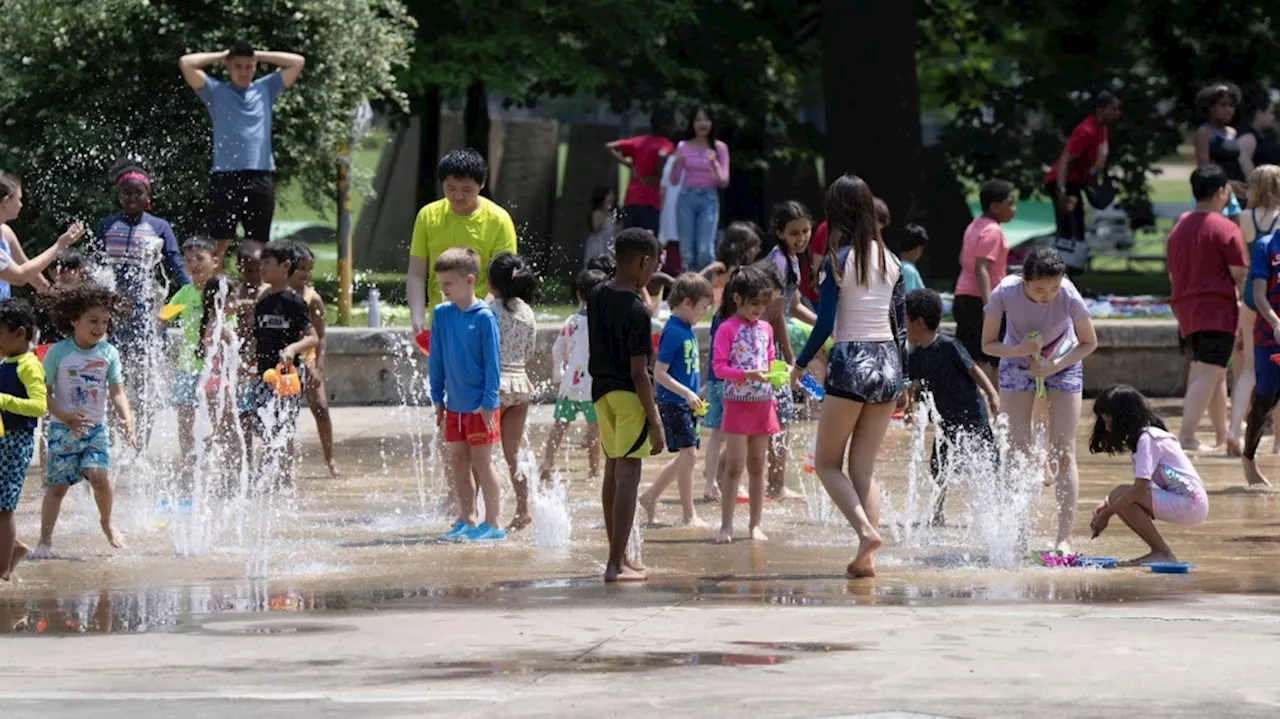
[594,390,652,460]
[442,409,501,446]
[703,380,725,431]
[1149,466,1209,526]
[208,170,275,242]
[1183,330,1233,368]
[553,398,598,424]
[248,378,304,441]
[929,421,997,482]
[45,422,109,486]
[997,359,1083,394]
[0,429,35,512]
[172,371,200,408]
[952,295,999,367]
[658,400,699,451]
[774,383,795,426]
[1255,344,1280,397]
[826,341,905,404]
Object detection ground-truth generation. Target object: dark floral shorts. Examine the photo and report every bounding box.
[825,341,904,405]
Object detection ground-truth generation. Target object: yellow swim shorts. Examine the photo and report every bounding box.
[594,390,652,460]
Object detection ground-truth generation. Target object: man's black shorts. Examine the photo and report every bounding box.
[952,294,1003,367]
[209,170,275,242]
[1182,330,1233,368]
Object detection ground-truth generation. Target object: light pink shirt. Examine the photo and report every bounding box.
[1133,427,1205,498]
[671,140,730,189]
[829,244,901,343]
[956,216,1008,297]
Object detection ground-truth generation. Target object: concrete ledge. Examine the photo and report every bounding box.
[303,319,1184,406]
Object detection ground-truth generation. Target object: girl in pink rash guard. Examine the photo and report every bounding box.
[1088,385,1209,566]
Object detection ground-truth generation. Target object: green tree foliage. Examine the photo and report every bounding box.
[919,0,1280,217]
[0,0,413,245]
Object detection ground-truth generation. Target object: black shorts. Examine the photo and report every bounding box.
[1044,181,1086,242]
[209,170,275,242]
[952,294,1002,367]
[1182,330,1233,368]
[620,204,660,234]
[658,401,699,451]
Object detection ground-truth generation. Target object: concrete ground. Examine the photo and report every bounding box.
[3,406,1280,718]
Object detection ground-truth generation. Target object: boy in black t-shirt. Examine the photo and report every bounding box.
[252,240,317,489]
[905,289,1000,525]
[587,228,664,583]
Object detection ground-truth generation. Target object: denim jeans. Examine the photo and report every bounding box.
[676,186,719,270]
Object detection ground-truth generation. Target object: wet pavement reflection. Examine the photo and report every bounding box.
[2,401,1279,636]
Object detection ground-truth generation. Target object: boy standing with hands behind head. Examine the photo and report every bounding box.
[588,228,665,582]
[428,247,505,542]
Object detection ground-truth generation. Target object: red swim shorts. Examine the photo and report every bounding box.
[443,409,501,446]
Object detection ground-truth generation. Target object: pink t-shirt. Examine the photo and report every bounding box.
[955,216,1009,297]
[712,316,775,402]
[671,140,730,189]
[1133,428,1204,498]
[984,274,1090,370]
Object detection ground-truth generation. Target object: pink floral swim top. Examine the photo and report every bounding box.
[712,316,775,402]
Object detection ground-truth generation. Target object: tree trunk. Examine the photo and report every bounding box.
[822,0,924,252]
[416,85,442,210]
[464,80,491,197]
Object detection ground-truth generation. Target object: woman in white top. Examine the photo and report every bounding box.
[1227,164,1280,455]
[793,174,907,578]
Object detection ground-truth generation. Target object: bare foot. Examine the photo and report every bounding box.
[604,563,648,582]
[715,528,733,544]
[9,541,29,576]
[684,515,709,529]
[703,486,721,503]
[749,526,768,541]
[1225,436,1243,458]
[102,524,125,549]
[1120,550,1176,567]
[1243,458,1273,487]
[327,460,342,478]
[1179,437,1204,452]
[624,556,647,573]
[638,494,657,525]
[27,543,55,560]
[1055,539,1072,555]
[847,531,882,578]
[766,486,806,502]
[507,513,533,532]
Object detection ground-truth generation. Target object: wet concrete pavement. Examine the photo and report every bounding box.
[3,401,1280,717]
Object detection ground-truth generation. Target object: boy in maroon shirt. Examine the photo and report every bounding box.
[1166,165,1248,451]
[607,109,677,264]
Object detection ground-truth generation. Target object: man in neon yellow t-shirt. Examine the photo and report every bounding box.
[407,149,517,333]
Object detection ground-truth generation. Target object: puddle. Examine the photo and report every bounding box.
[389,651,793,679]
[198,620,355,636]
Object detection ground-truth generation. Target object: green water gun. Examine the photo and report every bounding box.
[1028,331,1046,398]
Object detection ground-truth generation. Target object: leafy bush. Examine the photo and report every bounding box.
[0,0,413,248]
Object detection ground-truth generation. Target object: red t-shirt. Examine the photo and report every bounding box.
[617,134,674,209]
[800,221,828,303]
[1044,115,1109,187]
[1166,211,1247,336]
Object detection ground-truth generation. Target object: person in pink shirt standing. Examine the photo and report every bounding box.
[672,106,731,271]
[954,180,1015,369]
[607,109,677,266]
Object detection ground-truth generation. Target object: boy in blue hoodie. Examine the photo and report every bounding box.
[428,246,505,541]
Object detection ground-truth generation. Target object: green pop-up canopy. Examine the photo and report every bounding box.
[967,200,1058,248]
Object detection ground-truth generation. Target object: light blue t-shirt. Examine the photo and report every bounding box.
[656,315,699,405]
[901,260,925,294]
[42,339,123,425]
[195,72,286,173]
